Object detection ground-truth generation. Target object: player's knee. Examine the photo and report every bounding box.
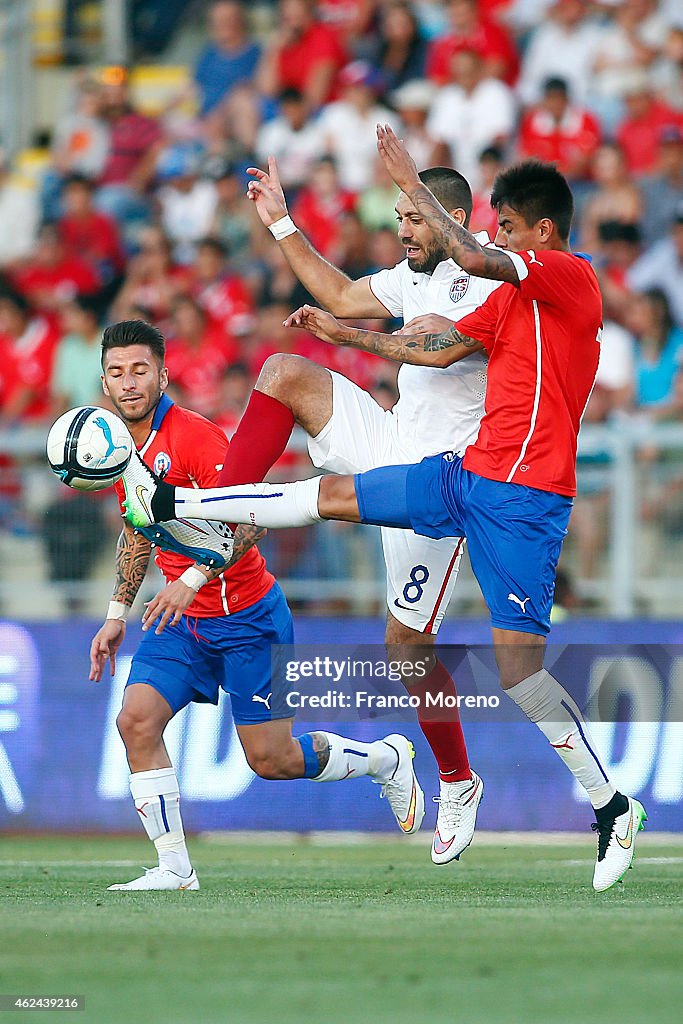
[116,706,162,751]
[257,353,303,400]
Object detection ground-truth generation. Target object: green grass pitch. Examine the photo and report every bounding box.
[0,835,681,1024]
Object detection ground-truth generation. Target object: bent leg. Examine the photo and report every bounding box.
[219,355,333,487]
[169,464,416,528]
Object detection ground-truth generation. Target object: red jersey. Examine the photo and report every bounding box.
[58,210,125,274]
[518,106,602,178]
[276,22,346,102]
[99,111,163,185]
[457,249,602,497]
[165,326,238,418]
[426,19,519,86]
[191,274,255,337]
[114,396,274,617]
[13,258,99,308]
[0,317,61,421]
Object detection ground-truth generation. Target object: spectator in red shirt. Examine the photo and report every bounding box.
[470,145,505,238]
[258,0,347,114]
[0,289,60,423]
[518,77,602,182]
[616,71,683,176]
[426,0,519,86]
[291,156,357,259]
[12,224,100,319]
[94,68,165,234]
[188,237,255,338]
[58,174,125,285]
[165,296,238,418]
[111,226,187,325]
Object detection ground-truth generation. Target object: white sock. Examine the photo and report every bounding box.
[129,768,192,877]
[506,671,615,809]
[311,733,399,783]
[174,477,323,528]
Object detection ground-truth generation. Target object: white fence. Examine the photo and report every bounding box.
[1,420,683,620]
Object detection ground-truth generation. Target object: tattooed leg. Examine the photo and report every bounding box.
[303,732,401,782]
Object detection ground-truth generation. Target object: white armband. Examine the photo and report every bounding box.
[107,601,130,622]
[268,214,297,241]
[178,566,209,592]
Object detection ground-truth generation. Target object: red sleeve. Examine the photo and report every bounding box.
[426,39,448,83]
[504,249,595,307]
[452,289,501,354]
[518,112,536,159]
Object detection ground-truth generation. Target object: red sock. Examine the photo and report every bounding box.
[416,659,471,782]
[219,390,295,486]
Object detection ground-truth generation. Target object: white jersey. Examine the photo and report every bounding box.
[369,234,502,459]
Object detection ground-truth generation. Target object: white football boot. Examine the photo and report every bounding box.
[592,797,647,892]
[377,734,425,834]
[122,449,163,528]
[107,866,200,891]
[431,772,483,865]
[137,518,235,571]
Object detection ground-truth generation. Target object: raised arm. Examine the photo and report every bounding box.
[376,125,519,285]
[285,305,483,368]
[247,158,391,318]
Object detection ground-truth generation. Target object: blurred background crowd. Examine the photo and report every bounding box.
[1,0,683,618]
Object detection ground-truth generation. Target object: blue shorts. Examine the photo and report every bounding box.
[355,454,572,636]
[126,582,294,723]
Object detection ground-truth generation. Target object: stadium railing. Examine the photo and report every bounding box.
[2,419,683,619]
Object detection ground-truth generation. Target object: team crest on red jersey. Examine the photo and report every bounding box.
[449,275,470,303]
[154,451,172,478]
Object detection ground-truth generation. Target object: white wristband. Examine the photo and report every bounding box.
[268,214,297,241]
[179,566,209,593]
[107,601,130,622]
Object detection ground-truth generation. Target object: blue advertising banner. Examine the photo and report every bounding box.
[0,618,681,833]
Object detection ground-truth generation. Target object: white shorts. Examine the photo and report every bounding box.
[308,372,465,634]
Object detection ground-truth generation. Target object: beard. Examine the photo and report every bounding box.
[406,241,448,276]
[112,391,161,424]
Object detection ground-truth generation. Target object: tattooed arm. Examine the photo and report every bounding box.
[284,305,483,367]
[376,124,519,285]
[140,524,268,635]
[112,522,152,606]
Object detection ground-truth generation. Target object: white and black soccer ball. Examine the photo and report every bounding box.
[46,407,133,492]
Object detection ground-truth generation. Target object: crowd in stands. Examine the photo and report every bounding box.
[1,0,683,592]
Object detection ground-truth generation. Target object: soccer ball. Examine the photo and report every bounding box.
[46,407,133,492]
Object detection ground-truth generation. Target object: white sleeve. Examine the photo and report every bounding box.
[369,263,406,318]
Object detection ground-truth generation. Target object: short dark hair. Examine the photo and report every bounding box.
[491,160,574,241]
[70,293,101,320]
[197,236,228,258]
[101,319,165,368]
[419,167,473,226]
[62,172,94,191]
[543,76,569,97]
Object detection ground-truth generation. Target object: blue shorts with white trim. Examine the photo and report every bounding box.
[355,454,572,636]
[126,582,294,723]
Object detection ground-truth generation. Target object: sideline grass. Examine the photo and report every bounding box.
[0,836,680,1024]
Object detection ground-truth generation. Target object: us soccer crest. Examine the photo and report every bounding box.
[154,451,172,478]
[449,275,469,303]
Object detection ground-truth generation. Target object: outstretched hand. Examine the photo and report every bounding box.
[246,156,288,227]
[284,305,348,346]
[376,123,420,193]
[394,314,455,336]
